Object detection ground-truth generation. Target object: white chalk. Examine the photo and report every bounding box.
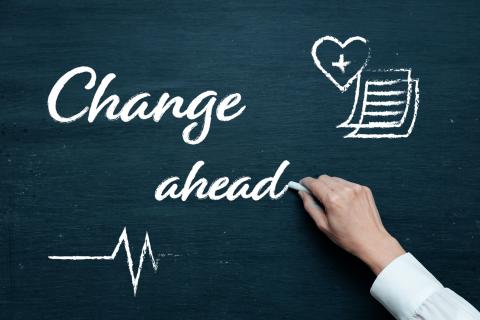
[48,227,158,296]
[288,181,312,194]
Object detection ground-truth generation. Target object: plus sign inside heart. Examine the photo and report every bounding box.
[311,36,370,92]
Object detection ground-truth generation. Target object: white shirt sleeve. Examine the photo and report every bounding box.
[370,253,480,320]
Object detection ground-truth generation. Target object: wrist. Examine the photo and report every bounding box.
[359,234,406,275]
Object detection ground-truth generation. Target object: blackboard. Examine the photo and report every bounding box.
[1,1,479,319]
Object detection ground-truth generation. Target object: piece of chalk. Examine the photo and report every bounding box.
[288,181,312,194]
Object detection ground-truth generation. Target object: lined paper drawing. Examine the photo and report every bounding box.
[311,36,421,139]
[338,69,420,138]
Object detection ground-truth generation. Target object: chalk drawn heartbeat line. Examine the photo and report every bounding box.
[48,227,158,296]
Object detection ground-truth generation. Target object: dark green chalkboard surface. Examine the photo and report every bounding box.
[1,1,479,319]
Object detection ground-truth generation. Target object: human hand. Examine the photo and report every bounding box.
[299,175,405,275]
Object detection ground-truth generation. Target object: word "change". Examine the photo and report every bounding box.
[48,66,246,144]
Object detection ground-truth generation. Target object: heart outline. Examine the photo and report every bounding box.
[311,36,370,92]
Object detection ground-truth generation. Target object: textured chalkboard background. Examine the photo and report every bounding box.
[1,0,479,319]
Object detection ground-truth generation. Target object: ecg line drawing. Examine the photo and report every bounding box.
[49,227,158,296]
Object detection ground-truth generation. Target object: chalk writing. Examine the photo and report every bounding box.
[48,66,246,145]
[155,160,290,201]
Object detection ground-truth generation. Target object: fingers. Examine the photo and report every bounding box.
[320,175,345,190]
[330,176,358,188]
[300,176,332,204]
[298,191,328,231]
[301,175,370,208]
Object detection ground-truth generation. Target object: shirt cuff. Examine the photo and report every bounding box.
[370,253,444,320]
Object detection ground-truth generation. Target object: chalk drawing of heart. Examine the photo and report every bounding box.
[311,36,370,92]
